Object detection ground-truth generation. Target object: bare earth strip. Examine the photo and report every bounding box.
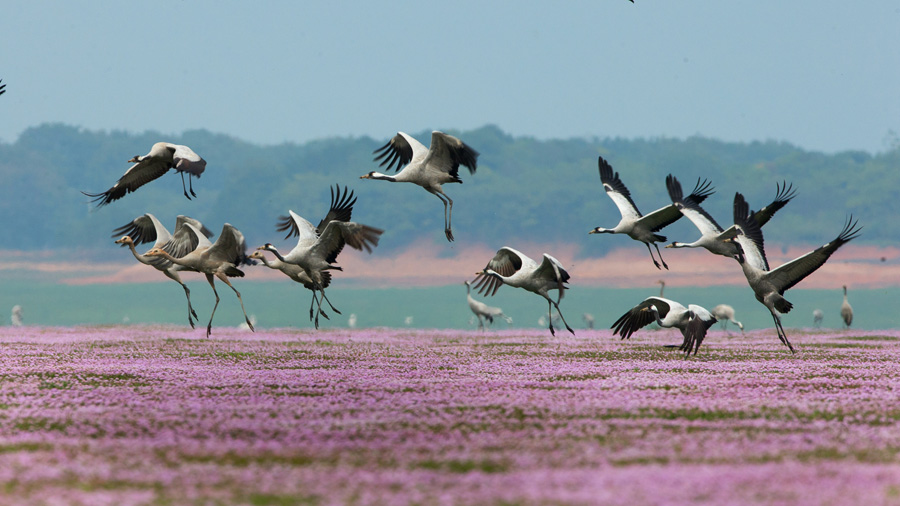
[0,326,899,505]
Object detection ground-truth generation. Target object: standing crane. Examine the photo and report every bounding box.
[472,246,574,336]
[728,193,861,352]
[362,131,478,242]
[82,142,206,207]
[145,223,256,337]
[841,285,854,328]
[258,185,383,328]
[665,177,796,257]
[589,156,714,269]
[464,280,512,330]
[612,296,717,356]
[711,304,744,334]
[112,213,213,329]
[813,309,824,328]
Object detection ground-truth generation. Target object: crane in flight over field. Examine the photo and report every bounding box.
[362,131,478,242]
[82,142,206,207]
[589,156,714,269]
[146,223,256,337]
[259,185,383,328]
[612,296,717,356]
[472,247,574,336]
[728,193,861,352]
[249,250,337,323]
[113,213,213,329]
[665,177,796,257]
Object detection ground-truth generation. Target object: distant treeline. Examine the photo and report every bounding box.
[0,123,894,256]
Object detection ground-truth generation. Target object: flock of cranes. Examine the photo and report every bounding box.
[77,124,860,353]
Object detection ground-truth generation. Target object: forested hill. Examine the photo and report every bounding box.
[0,123,895,256]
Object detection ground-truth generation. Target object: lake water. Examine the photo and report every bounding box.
[0,279,894,332]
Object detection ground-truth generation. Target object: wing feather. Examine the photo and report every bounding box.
[765,217,861,293]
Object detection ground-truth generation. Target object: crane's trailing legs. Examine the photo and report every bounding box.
[646,242,668,270]
[205,273,255,338]
[429,188,455,241]
[162,270,198,329]
[547,298,575,336]
[771,313,795,353]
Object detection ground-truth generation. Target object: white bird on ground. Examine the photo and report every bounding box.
[259,185,383,328]
[464,280,512,330]
[813,309,824,327]
[583,313,595,329]
[841,285,853,328]
[472,247,574,336]
[727,193,861,352]
[11,305,23,326]
[113,214,213,329]
[146,223,256,337]
[665,177,796,257]
[711,304,744,334]
[82,142,206,207]
[348,313,358,328]
[611,296,717,356]
[362,131,478,242]
[589,156,714,269]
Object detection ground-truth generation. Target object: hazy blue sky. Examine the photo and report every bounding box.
[1,1,897,153]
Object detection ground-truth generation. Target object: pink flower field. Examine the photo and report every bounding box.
[0,325,899,505]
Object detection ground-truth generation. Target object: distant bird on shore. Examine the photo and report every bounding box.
[665,177,796,258]
[589,156,714,269]
[146,223,256,337]
[813,309,824,327]
[259,185,383,328]
[612,296,717,356]
[11,305,23,326]
[113,213,213,329]
[82,142,206,207]
[728,193,861,352]
[841,285,854,328]
[472,247,574,336]
[362,131,478,242]
[583,313,595,329]
[464,280,512,330]
[711,304,744,334]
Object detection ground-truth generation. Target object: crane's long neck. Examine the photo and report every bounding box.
[154,250,189,268]
[843,286,848,300]
[650,305,664,327]
[264,246,287,262]
[367,172,397,182]
[124,242,154,266]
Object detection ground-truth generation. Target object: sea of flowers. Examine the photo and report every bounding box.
[0,325,898,505]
